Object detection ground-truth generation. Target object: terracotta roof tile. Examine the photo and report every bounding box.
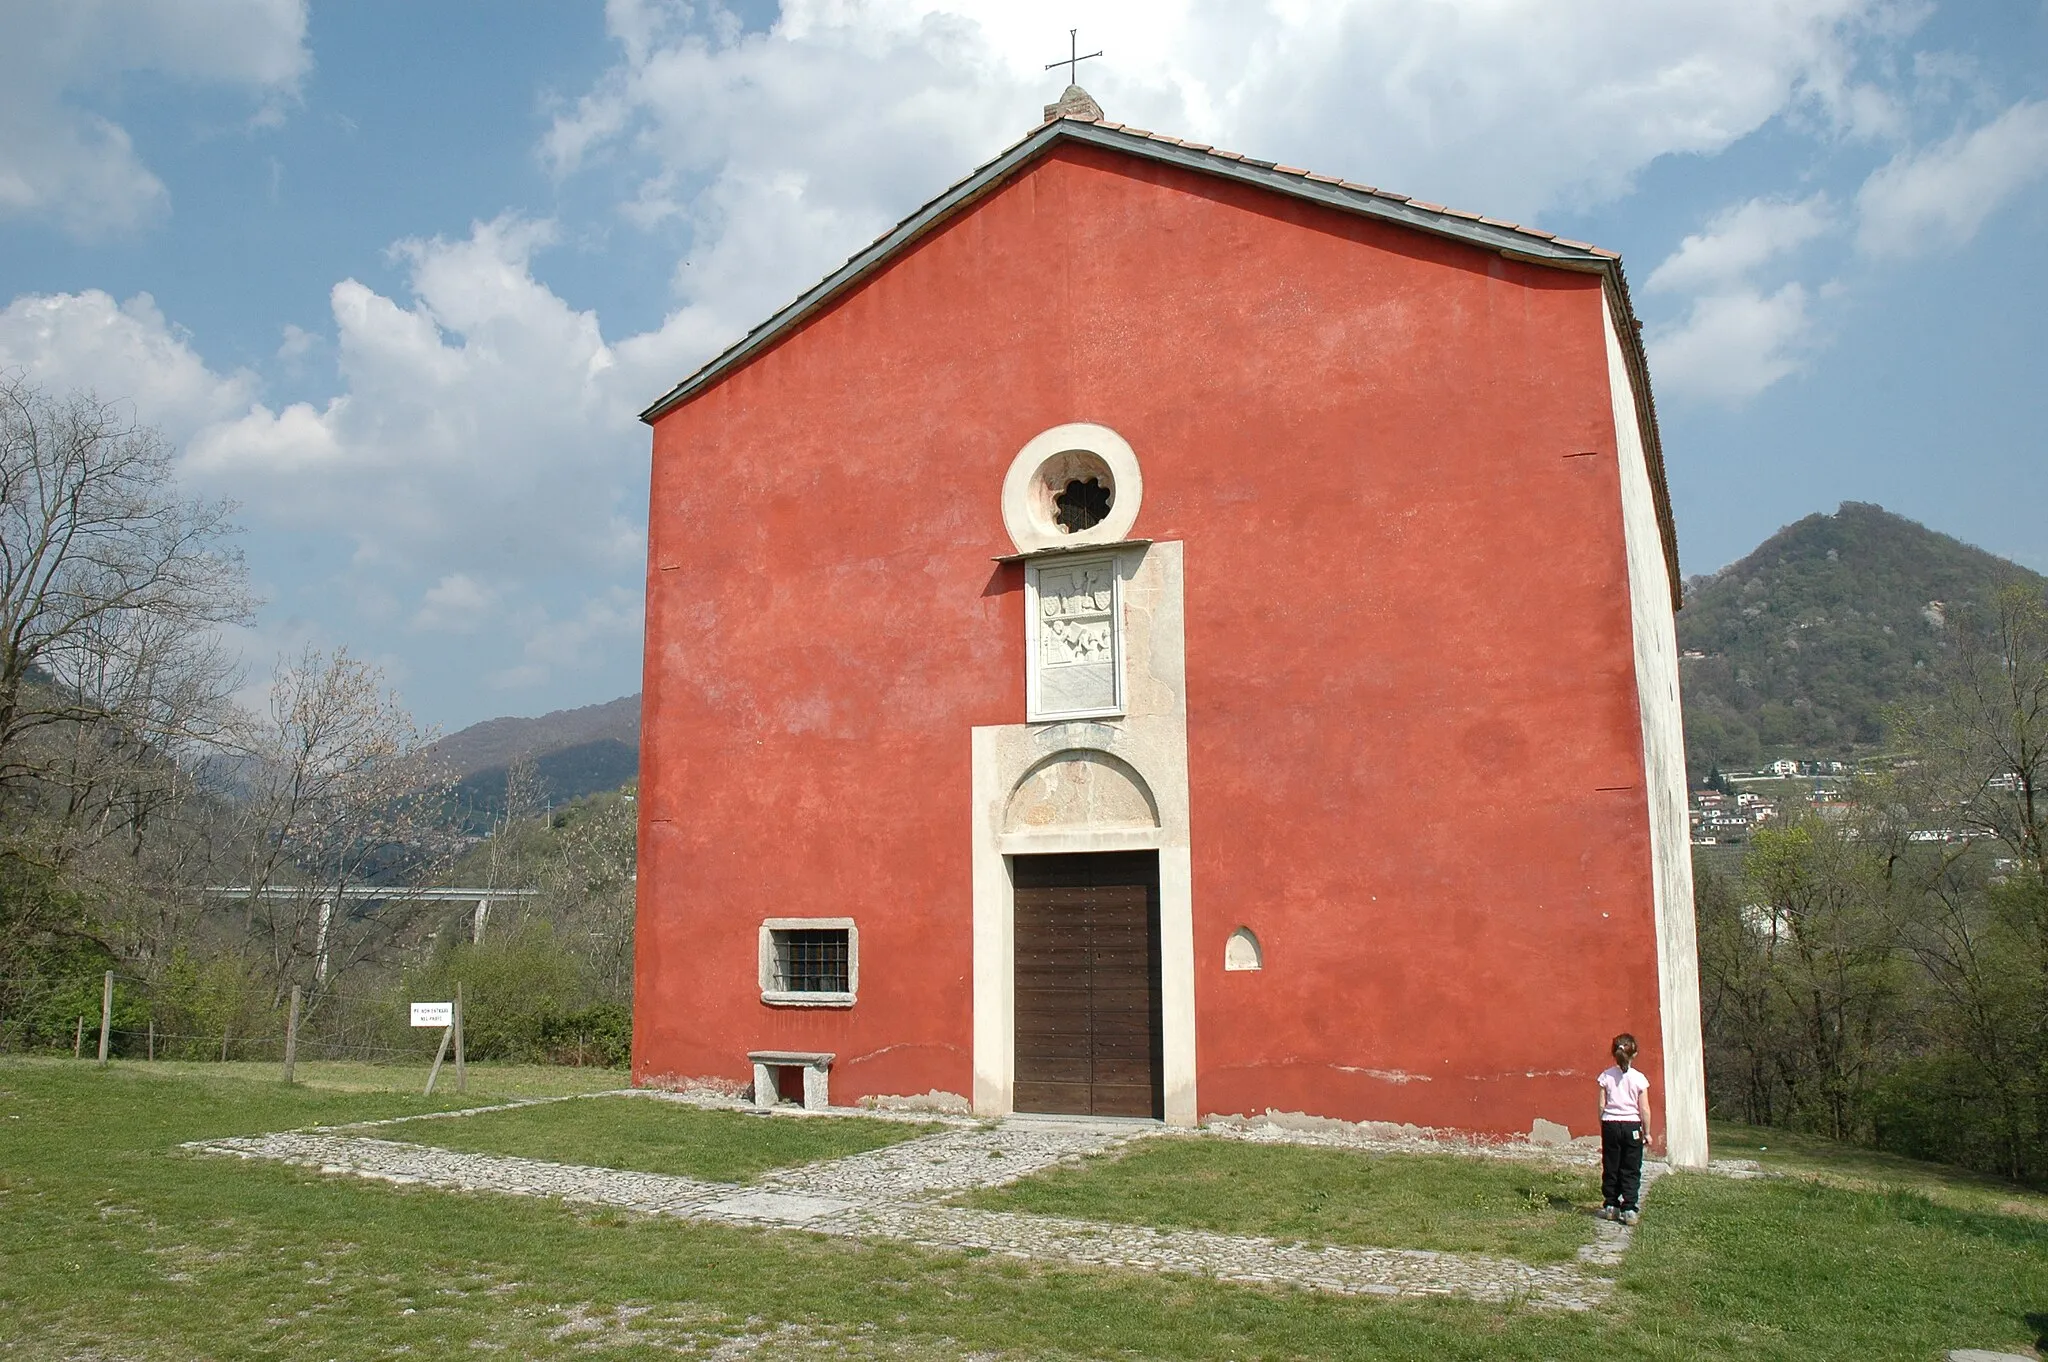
[1104,124,1620,258]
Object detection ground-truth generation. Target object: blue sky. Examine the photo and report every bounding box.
[2,1,2045,732]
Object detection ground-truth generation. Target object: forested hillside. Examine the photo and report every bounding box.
[1677,502,2046,775]
[432,694,641,823]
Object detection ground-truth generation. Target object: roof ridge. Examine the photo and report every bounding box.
[1035,116,1611,256]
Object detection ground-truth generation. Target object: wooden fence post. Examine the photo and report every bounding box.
[424,1026,452,1096]
[147,1017,154,1061]
[282,984,302,1085]
[73,1017,83,1058]
[97,972,113,1066]
[453,982,466,1094]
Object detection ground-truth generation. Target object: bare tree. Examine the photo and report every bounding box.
[1893,582,2048,887]
[0,377,251,819]
[1889,580,2048,1173]
[230,646,451,1001]
[0,378,252,1007]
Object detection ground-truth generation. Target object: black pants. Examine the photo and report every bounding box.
[1601,1121,1645,1211]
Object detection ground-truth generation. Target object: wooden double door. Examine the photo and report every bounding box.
[1013,851,1164,1119]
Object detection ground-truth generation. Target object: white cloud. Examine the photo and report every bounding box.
[531,0,1915,378]
[412,574,498,634]
[1642,192,1842,401]
[3,218,671,702]
[1855,99,2048,259]
[1647,195,1835,294]
[0,0,309,236]
[184,215,663,580]
[0,290,257,438]
[490,586,644,691]
[1650,283,1816,403]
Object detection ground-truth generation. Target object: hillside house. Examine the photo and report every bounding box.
[632,90,1709,1165]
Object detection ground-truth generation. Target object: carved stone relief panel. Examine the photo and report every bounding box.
[1029,556,1120,718]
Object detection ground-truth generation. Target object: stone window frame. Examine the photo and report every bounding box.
[1024,552,1125,724]
[1000,422,1144,555]
[758,917,858,1008]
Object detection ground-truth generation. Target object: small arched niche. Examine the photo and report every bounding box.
[1224,927,1263,972]
[1004,749,1159,834]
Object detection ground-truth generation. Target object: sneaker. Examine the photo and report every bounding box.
[1619,1210,1640,1226]
[1597,1206,1617,1221]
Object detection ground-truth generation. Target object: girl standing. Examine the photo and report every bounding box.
[1597,1033,1654,1225]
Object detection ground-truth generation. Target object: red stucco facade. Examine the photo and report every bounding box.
[636,138,1675,1143]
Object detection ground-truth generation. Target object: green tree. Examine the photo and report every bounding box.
[1741,818,1905,1140]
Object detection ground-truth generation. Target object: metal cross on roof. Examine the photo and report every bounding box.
[1044,29,1102,87]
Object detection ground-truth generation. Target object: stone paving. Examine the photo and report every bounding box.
[188,1096,1654,1311]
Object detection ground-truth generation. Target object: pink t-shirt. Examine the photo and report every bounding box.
[1598,1065,1650,1122]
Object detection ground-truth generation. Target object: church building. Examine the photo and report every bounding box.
[633,88,1709,1167]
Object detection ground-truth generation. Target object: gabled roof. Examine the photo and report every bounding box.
[641,111,1680,607]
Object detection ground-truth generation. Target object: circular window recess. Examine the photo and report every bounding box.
[1001,423,1143,554]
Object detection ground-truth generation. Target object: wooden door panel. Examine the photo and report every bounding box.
[1013,851,1163,1119]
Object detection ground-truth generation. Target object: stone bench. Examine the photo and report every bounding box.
[748,1050,835,1111]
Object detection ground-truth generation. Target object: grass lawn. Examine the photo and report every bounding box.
[132,1057,628,1100]
[1712,1121,2048,1222]
[398,1094,939,1182]
[2,1057,2046,1360]
[958,1136,1600,1262]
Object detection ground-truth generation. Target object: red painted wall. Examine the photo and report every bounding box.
[637,141,1667,1140]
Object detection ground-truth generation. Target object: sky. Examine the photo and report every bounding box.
[1,0,2045,733]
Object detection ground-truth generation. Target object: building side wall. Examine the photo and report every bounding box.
[1604,300,1709,1166]
[636,142,1667,1138]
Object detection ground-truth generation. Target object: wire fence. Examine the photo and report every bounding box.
[0,969,629,1070]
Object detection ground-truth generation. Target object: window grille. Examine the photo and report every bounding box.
[772,928,850,994]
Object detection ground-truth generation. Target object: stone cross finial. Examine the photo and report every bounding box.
[1041,30,1104,122]
[1044,28,1102,87]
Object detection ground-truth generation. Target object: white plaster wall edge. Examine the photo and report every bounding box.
[1159,845,1198,1127]
[1605,299,1710,1170]
[969,726,1013,1117]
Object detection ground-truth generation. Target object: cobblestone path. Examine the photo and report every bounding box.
[189,1100,1642,1310]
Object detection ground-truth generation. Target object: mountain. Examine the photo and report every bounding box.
[1676,502,2046,776]
[432,694,641,822]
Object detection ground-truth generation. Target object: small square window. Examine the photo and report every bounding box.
[759,918,857,1007]
[774,929,848,992]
